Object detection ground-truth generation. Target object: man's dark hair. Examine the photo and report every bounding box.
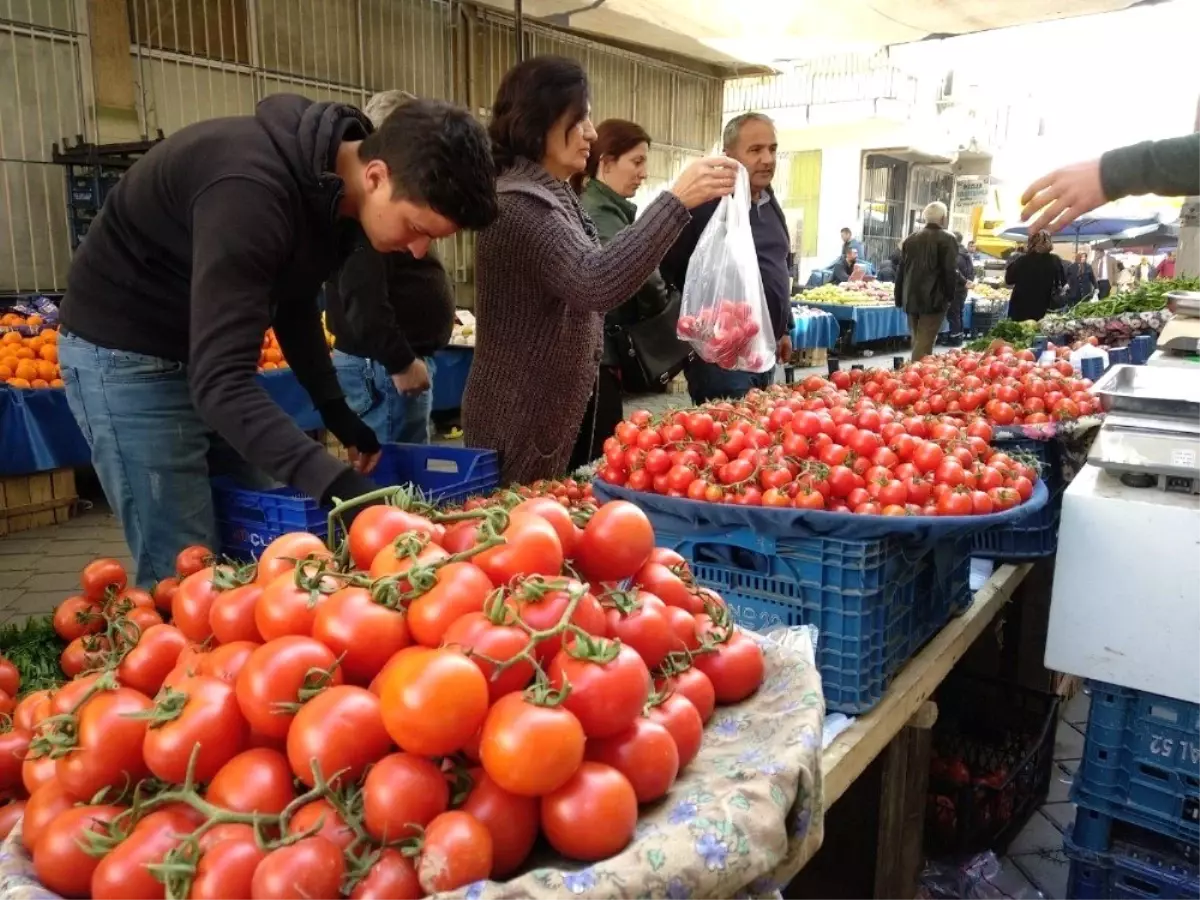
[840,227,851,235]
[358,98,498,230]
[489,56,590,173]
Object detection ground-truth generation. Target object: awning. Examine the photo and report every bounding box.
[474,0,1146,67]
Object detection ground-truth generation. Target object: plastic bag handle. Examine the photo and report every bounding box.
[719,163,752,235]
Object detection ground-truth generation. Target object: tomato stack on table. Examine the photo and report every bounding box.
[0,497,765,900]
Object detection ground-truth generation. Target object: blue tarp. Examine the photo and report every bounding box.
[790,309,839,349]
[806,302,974,344]
[593,477,1048,549]
[0,369,323,475]
[998,216,1161,243]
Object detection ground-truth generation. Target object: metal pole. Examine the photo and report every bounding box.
[514,0,525,62]
[1183,97,1200,278]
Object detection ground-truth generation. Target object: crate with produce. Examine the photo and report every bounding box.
[0,495,827,900]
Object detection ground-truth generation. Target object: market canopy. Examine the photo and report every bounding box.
[475,0,1147,66]
[997,215,1165,244]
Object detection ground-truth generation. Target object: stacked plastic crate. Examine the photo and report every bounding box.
[1064,683,1200,898]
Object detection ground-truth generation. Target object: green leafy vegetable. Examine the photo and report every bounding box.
[0,615,67,695]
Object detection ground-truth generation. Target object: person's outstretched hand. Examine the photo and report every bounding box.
[670,157,738,209]
[1020,158,1106,235]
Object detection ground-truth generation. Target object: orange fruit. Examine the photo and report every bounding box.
[6,377,30,388]
[14,347,34,360]
[1,332,21,346]
[38,344,57,363]
[26,335,43,351]
[14,360,38,381]
[36,360,57,381]
[261,361,278,371]
[30,378,49,389]
[264,348,282,364]
[50,378,64,388]
[0,365,11,380]
[42,328,58,343]
[27,314,43,326]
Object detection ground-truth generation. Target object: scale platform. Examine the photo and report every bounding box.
[1048,362,1200,702]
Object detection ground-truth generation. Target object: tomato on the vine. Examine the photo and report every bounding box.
[548,639,650,738]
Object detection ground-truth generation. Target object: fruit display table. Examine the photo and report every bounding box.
[0,370,323,476]
[806,301,974,345]
[789,306,840,349]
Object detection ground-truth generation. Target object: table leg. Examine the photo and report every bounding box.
[872,701,938,899]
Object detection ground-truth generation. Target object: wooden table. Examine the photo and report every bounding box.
[818,562,1034,897]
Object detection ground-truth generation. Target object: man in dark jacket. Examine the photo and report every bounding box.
[58,94,497,585]
[1064,251,1098,304]
[894,202,958,361]
[830,247,858,284]
[661,112,795,404]
[948,231,975,344]
[324,91,457,445]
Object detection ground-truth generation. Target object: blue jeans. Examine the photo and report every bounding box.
[685,358,774,405]
[58,331,275,587]
[332,350,435,445]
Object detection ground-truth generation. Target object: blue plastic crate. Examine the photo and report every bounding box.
[369,443,498,507]
[212,443,498,560]
[1065,819,1199,899]
[431,347,473,413]
[971,437,1064,561]
[1071,682,1200,847]
[657,526,965,714]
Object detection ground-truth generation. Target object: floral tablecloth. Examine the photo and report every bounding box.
[0,631,825,900]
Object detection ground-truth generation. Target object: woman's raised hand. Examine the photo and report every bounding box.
[669,156,738,209]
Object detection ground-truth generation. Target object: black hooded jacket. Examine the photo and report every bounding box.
[61,95,372,502]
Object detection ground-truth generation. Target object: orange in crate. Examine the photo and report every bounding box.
[1,324,62,388]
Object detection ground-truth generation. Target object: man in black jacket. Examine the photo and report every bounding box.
[948,231,975,345]
[894,202,958,361]
[58,94,496,585]
[324,91,456,445]
[661,112,795,404]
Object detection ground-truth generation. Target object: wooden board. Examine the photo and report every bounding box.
[822,563,1033,807]
[0,469,77,536]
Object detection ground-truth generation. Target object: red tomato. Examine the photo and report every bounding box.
[33,804,126,897]
[417,811,493,894]
[406,562,494,648]
[208,583,265,644]
[440,612,536,702]
[206,748,296,816]
[633,562,703,614]
[287,685,391,787]
[56,687,153,801]
[348,506,441,570]
[378,648,489,756]
[513,497,578,557]
[190,824,266,900]
[461,769,540,878]
[574,501,655,583]
[255,564,340,641]
[661,666,716,722]
[255,533,333,586]
[312,586,411,686]
[479,692,586,797]
[143,675,248,784]
[235,637,343,740]
[603,590,674,671]
[586,717,680,802]
[363,752,449,842]
[540,762,638,862]
[548,640,651,738]
[285,800,355,849]
[251,837,344,900]
[20,780,74,852]
[0,800,23,840]
[349,849,422,900]
[91,808,187,900]
[0,728,30,793]
[936,489,973,516]
[173,565,234,643]
[52,595,102,642]
[473,511,563,585]
[693,631,765,703]
[504,579,606,662]
[151,578,179,614]
[116,623,188,697]
[80,558,127,603]
[646,692,705,768]
[200,640,259,685]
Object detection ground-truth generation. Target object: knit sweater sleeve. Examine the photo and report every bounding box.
[515,192,691,313]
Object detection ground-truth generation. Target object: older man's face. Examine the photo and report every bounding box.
[729,119,777,194]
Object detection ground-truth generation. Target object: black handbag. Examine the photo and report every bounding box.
[609,291,694,393]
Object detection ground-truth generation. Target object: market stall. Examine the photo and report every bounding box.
[788,305,840,350]
[799,282,975,346]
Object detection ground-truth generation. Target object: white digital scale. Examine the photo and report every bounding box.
[1046,303,1200,704]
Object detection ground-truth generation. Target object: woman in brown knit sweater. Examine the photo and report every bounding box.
[462,56,735,486]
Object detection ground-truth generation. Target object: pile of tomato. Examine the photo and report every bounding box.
[0,497,765,899]
[596,346,1080,516]
[677,299,770,373]
[458,477,595,513]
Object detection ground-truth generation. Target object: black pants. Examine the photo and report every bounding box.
[1098,280,1111,299]
[568,366,624,473]
[948,293,966,334]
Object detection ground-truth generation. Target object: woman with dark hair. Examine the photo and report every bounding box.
[462,56,735,485]
[1005,229,1065,321]
[571,119,669,468]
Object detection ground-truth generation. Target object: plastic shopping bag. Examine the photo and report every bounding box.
[675,164,776,373]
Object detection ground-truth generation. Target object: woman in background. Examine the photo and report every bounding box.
[461,56,734,486]
[1005,229,1064,322]
[573,118,670,469]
